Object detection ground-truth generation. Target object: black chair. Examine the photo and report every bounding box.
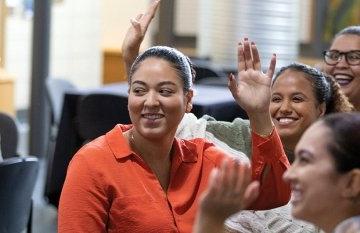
[0,156,39,233]
[191,58,227,84]
[77,93,131,141]
[45,77,76,128]
[0,112,19,159]
[44,78,76,207]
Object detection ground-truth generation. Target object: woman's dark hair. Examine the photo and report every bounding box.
[272,62,354,114]
[321,112,360,173]
[129,46,196,91]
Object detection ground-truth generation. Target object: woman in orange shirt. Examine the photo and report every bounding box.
[58,25,290,233]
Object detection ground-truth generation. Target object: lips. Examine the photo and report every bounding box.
[276,117,298,126]
[141,113,164,120]
[334,74,354,87]
[290,186,303,204]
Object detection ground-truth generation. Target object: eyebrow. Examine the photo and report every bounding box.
[296,149,315,160]
[272,92,308,97]
[131,80,177,86]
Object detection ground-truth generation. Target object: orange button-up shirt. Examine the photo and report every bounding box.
[58,124,290,233]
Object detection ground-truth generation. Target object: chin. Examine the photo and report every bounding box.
[291,204,308,221]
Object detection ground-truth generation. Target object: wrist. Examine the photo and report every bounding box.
[249,113,274,137]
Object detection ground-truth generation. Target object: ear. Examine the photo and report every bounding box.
[318,102,326,117]
[185,90,194,113]
[341,169,360,200]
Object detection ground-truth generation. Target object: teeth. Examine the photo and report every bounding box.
[334,75,353,86]
[278,118,295,123]
[143,114,162,120]
[291,190,302,202]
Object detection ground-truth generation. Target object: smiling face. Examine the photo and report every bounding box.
[283,122,350,232]
[270,70,325,152]
[128,57,193,140]
[324,34,360,110]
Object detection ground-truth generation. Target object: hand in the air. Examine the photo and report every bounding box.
[228,38,276,115]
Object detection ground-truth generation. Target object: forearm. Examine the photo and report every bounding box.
[122,44,140,76]
[249,129,291,210]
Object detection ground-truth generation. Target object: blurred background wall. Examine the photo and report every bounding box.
[0,0,359,113]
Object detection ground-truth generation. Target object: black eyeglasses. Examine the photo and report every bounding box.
[323,50,360,66]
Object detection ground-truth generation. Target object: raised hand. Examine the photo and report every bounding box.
[122,0,160,75]
[228,38,276,136]
[228,38,276,115]
[193,159,260,233]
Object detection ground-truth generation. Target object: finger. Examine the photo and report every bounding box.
[242,181,260,209]
[228,160,240,196]
[237,42,245,72]
[219,159,231,195]
[130,18,142,34]
[206,168,220,197]
[243,38,253,70]
[234,162,247,197]
[251,42,261,71]
[265,53,276,79]
[135,13,143,21]
[142,0,160,32]
[227,73,238,100]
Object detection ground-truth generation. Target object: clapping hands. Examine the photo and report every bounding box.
[193,159,260,233]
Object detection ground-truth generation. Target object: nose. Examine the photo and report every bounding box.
[282,165,295,183]
[279,100,292,114]
[336,54,349,68]
[144,91,160,107]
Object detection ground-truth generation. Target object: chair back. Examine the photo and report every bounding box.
[0,157,39,233]
[77,93,131,141]
[46,78,76,126]
[0,112,19,159]
[191,58,227,83]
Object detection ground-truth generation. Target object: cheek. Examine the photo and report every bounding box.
[351,66,360,78]
[323,64,335,75]
[269,103,277,116]
[127,97,142,116]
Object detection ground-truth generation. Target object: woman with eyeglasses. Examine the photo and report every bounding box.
[323,25,360,111]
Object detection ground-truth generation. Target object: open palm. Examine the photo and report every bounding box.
[228,39,276,115]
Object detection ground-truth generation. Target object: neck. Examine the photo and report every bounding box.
[315,206,360,233]
[129,129,175,191]
[281,137,297,163]
[129,129,174,162]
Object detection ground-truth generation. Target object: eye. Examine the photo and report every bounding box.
[292,96,304,103]
[327,51,340,60]
[132,87,146,96]
[159,88,174,96]
[271,96,281,103]
[347,51,360,60]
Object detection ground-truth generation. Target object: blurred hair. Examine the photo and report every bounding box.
[321,112,360,173]
[272,62,354,114]
[129,46,196,91]
[334,25,360,38]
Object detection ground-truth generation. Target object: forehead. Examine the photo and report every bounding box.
[132,57,183,85]
[330,34,360,51]
[273,70,314,93]
[296,122,332,157]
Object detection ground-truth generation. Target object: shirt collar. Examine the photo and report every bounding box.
[105,124,198,163]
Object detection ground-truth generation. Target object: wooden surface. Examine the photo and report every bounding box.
[102,48,127,84]
[0,69,15,116]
